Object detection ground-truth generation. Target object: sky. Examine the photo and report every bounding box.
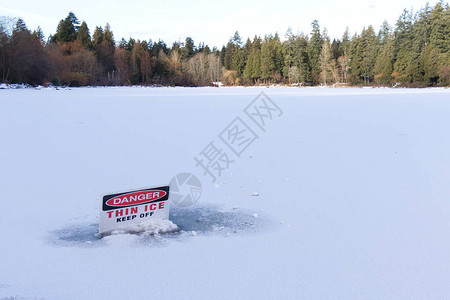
[0,0,442,48]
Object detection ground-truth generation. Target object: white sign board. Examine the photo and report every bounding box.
[99,186,170,235]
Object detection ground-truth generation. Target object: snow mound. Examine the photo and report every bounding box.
[109,219,179,236]
[94,219,179,247]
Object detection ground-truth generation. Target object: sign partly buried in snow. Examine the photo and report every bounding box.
[99,186,170,235]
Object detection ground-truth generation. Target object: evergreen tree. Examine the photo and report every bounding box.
[393,9,414,83]
[244,36,261,83]
[395,9,414,50]
[430,2,450,52]
[222,32,245,77]
[220,45,226,65]
[77,21,92,49]
[13,18,28,33]
[103,23,115,46]
[92,26,103,46]
[129,40,145,84]
[360,26,378,84]
[341,27,351,56]
[124,38,135,51]
[294,33,311,84]
[231,46,244,77]
[224,40,234,70]
[197,42,205,53]
[260,36,275,83]
[181,37,195,59]
[350,26,378,84]
[420,43,445,84]
[232,31,242,47]
[203,44,211,54]
[67,12,80,32]
[393,48,412,83]
[151,40,168,56]
[348,33,361,83]
[282,29,296,80]
[331,39,341,59]
[53,12,78,43]
[271,33,284,78]
[32,26,45,45]
[378,20,392,45]
[408,5,433,82]
[242,37,252,76]
[336,29,350,83]
[93,24,115,83]
[374,33,395,84]
[319,32,336,85]
[283,31,310,84]
[308,20,323,83]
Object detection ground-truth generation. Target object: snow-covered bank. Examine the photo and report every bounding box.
[1,87,450,299]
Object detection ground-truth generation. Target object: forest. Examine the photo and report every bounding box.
[0,2,449,87]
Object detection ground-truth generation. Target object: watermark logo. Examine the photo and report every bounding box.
[169,173,202,207]
[245,92,283,131]
[219,117,258,157]
[194,92,283,183]
[171,92,282,207]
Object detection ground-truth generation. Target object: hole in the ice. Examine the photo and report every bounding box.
[49,205,279,247]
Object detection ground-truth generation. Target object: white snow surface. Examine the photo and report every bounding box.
[1,86,450,299]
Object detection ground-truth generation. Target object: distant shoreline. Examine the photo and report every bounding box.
[1,83,448,90]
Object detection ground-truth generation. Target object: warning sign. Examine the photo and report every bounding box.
[99,186,170,235]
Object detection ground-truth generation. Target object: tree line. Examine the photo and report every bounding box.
[0,2,449,87]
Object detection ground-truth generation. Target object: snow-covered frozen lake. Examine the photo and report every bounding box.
[1,87,450,299]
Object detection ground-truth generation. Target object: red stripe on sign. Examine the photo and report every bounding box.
[105,190,167,207]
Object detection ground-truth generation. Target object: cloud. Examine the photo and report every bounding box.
[0,6,52,24]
